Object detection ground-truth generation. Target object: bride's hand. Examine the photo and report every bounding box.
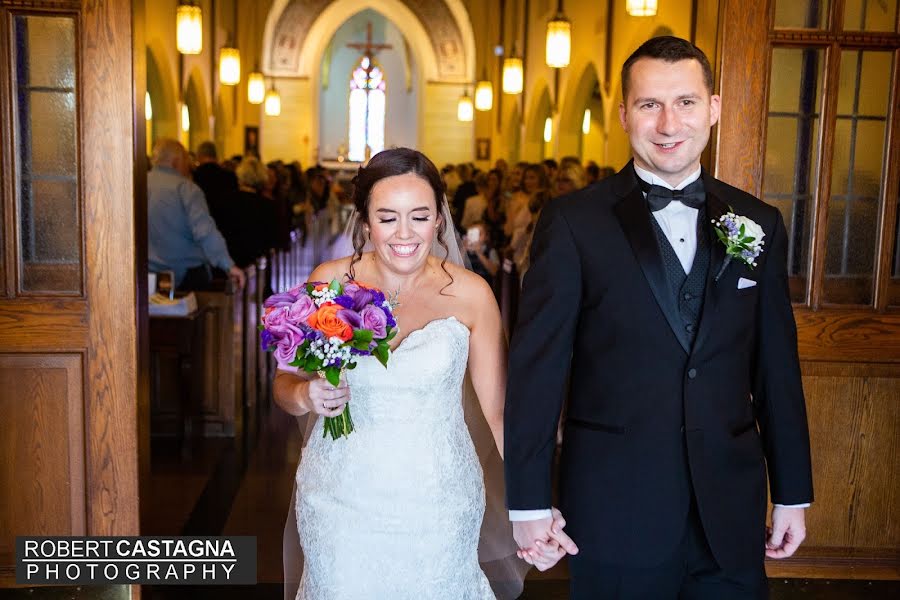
[304,377,350,417]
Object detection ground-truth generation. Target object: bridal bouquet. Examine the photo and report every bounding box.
[260,279,397,440]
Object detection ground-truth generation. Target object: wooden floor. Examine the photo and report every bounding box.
[137,401,899,599]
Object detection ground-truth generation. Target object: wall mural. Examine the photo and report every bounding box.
[269,0,466,80]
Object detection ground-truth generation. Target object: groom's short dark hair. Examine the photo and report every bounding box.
[622,36,714,100]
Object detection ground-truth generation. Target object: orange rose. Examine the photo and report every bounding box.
[308,303,353,342]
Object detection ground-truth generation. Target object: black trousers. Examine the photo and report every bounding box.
[569,504,768,600]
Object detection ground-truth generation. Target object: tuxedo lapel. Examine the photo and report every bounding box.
[613,166,691,355]
[692,178,729,354]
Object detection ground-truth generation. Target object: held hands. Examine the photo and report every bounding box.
[766,506,807,559]
[304,377,350,418]
[513,508,579,571]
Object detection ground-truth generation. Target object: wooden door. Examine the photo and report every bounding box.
[716,0,900,579]
[0,0,140,588]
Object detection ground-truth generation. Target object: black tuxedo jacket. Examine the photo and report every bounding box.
[504,162,814,571]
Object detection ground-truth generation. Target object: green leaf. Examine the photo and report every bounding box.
[328,279,342,293]
[325,366,341,387]
[739,223,746,236]
[374,343,389,368]
[306,283,316,294]
[349,339,371,351]
[385,327,398,341]
[353,329,374,343]
[305,354,323,372]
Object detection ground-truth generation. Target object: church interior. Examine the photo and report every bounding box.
[1,0,899,597]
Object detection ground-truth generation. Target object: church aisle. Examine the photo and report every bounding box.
[138,403,899,600]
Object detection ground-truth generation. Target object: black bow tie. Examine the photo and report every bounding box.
[638,177,706,212]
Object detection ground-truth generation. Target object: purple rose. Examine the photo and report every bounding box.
[343,282,361,295]
[264,291,299,309]
[288,295,316,324]
[273,337,300,368]
[360,305,387,339]
[338,308,362,329]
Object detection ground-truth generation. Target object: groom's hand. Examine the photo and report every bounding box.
[513,508,578,571]
[766,506,807,559]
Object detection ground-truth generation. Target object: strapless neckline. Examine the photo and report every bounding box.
[392,315,470,353]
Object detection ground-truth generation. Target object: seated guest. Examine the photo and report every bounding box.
[193,141,238,226]
[148,139,244,291]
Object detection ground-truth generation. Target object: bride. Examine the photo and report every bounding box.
[274,148,562,599]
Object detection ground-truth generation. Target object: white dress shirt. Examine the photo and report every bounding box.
[508,164,807,522]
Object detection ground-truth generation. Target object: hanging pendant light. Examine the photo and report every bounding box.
[475,79,493,111]
[543,117,553,142]
[626,0,658,17]
[181,103,190,132]
[545,1,571,68]
[145,92,153,121]
[219,44,241,85]
[247,70,266,104]
[502,57,523,95]
[264,82,281,116]
[457,88,474,122]
[176,1,202,55]
[582,108,591,134]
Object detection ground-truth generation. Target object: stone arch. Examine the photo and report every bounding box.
[262,0,473,82]
[183,68,210,152]
[558,62,602,158]
[145,41,178,140]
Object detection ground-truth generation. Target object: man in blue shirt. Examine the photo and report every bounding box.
[148,139,245,291]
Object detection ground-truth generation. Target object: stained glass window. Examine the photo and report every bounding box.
[348,56,386,162]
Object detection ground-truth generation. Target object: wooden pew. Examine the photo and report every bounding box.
[242,265,260,435]
[193,279,243,438]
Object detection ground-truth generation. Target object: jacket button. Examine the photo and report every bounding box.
[688,368,697,379]
[685,323,695,333]
[683,292,692,300]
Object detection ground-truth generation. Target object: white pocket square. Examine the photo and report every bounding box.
[737,277,757,290]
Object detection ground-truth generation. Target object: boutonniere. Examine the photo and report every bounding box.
[712,211,765,281]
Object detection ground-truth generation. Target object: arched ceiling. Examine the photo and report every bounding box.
[265,0,471,81]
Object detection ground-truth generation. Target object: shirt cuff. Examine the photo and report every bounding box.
[508,509,553,521]
[774,503,811,508]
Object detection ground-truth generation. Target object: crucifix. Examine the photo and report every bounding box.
[346,21,393,58]
[346,22,392,160]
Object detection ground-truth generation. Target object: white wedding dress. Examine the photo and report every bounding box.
[294,317,496,599]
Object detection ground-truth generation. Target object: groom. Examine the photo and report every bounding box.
[505,36,813,598]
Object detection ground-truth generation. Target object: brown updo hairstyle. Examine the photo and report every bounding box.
[348,148,454,288]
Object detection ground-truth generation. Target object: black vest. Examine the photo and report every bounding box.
[650,206,710,349]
